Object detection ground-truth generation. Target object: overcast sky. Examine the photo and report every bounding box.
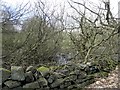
[2,0,120,18]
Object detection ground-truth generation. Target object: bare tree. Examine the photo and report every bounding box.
[67,0,118,66]
[1,1,32,69]
[2,0,66,68]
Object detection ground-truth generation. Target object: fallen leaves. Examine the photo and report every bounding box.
[86,66,119,88]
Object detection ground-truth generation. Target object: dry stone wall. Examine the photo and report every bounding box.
[0,62,110,90]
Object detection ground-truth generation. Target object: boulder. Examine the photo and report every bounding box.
[70,70,80,75]
[26,66,37,74]
[65,63,79,71]
[60,78,72,88]
[76,79,95,88]
[66,75,77,81]
[4,80,21,88]
[12,86,22,90]
[2,86,9,89]
[85,65,99,74]
[60,81,71,89]
[79,64,87,70]
[23,81,40,88]
[53,72,66,78]
[50,78,64,88]
[38,77,48,86]
[67,77,95,89]
[68,85,78,90]
[11,66,25,81]
[47,72,59,84]
[75,75,94,84]
[37,66,49,77]
[0,68,11,82]
[36,86,50,90]
[70,70,87,79]
[0,84,1,89]
[47,75,55,84]
[77,71,87,79]
[34,71,42,80]
[49,66,58,71]
[25,71,34,83]
[62,65,73,71]
[56,69,69,75]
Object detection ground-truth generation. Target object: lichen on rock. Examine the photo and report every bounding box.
[37,66,49,76]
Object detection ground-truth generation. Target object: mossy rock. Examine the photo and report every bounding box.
[11,66,25,81]
[37,66,49,76]
[0,68,11,72]
[53,65,65,70]
[38,77,48,86]
[23,81,40,88]
[0,68,11,82]
[47,72,60,84]
[4,80,21,88]
[49,66,58,71]
[64,75,77,82]
[76,78,95,88]
[53,72,66,78]
[50,78,64,88]
[37,66,49,72]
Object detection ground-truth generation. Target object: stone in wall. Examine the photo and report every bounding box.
[11,66,25,81]
[50,78,64,88]
[0,68,11,82]
[2,62,110,89]
[37,66,50,77]
[25,71,35,83]
[26,66,37,74]
[4,80,21,88]
[38,77,48,87]
[23,81,40,88]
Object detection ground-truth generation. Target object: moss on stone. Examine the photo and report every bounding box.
[37,66,49,72]
[37,66,50,76]
[0,68,11,72]
[0,68,11,82]
[49,66,58,70]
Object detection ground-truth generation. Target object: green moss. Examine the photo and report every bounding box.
[49,65,65,71]
[37,66,49,72]
[49,66,58,70]
[0,68,11,72]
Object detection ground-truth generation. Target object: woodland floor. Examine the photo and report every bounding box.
[86,66,119,89]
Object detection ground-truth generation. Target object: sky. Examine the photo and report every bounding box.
[2,0,120,18]
[1,0,120,31]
